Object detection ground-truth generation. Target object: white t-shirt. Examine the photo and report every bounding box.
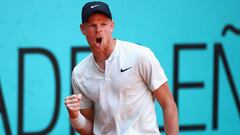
[72,39,168,135]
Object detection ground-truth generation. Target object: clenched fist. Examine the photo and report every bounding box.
[64,94,82,119]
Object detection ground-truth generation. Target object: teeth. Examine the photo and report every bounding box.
[94,37,103,48]
[96,37,102,44]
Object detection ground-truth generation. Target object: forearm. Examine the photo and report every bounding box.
[69,111,93,135]
[74,116,93,135]
[163,102,179,135]
[65,94,94,134]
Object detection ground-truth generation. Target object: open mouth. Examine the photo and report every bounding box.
[96,37,102,44]
[95,37,103,47]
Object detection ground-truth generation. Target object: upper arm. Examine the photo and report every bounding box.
[153,82,175,109]
[153,82,179,134]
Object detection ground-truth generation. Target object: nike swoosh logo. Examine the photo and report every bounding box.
[91,5,100,8]
[120,67,132,72]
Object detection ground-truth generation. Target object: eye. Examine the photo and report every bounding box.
[88,24,96,28]
[101,23,107,26]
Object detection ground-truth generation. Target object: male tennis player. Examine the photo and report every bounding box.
[65,1,179,135]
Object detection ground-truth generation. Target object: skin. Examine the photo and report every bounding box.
[65,13,179,135]
[80,13,116,70]
[153,83,179,135]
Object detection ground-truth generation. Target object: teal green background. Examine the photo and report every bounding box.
[0,0,239,134]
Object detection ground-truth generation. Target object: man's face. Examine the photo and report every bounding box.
[80,13,114,52]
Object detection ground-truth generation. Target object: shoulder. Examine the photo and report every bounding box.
[72,54,93,76]
[117,39,152,57]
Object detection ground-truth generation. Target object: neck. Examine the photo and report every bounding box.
[93,39,116,69]
[93,39,116,63]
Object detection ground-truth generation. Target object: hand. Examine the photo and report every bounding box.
[64,94,82,119]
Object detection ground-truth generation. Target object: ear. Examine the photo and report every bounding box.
[80,24,86,35]
[110,21,115,33]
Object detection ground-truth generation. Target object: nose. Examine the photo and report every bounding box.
[96,25,102,33]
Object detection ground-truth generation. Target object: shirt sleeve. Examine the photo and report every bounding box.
[139,48,168,91]
[72,71,93,109]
